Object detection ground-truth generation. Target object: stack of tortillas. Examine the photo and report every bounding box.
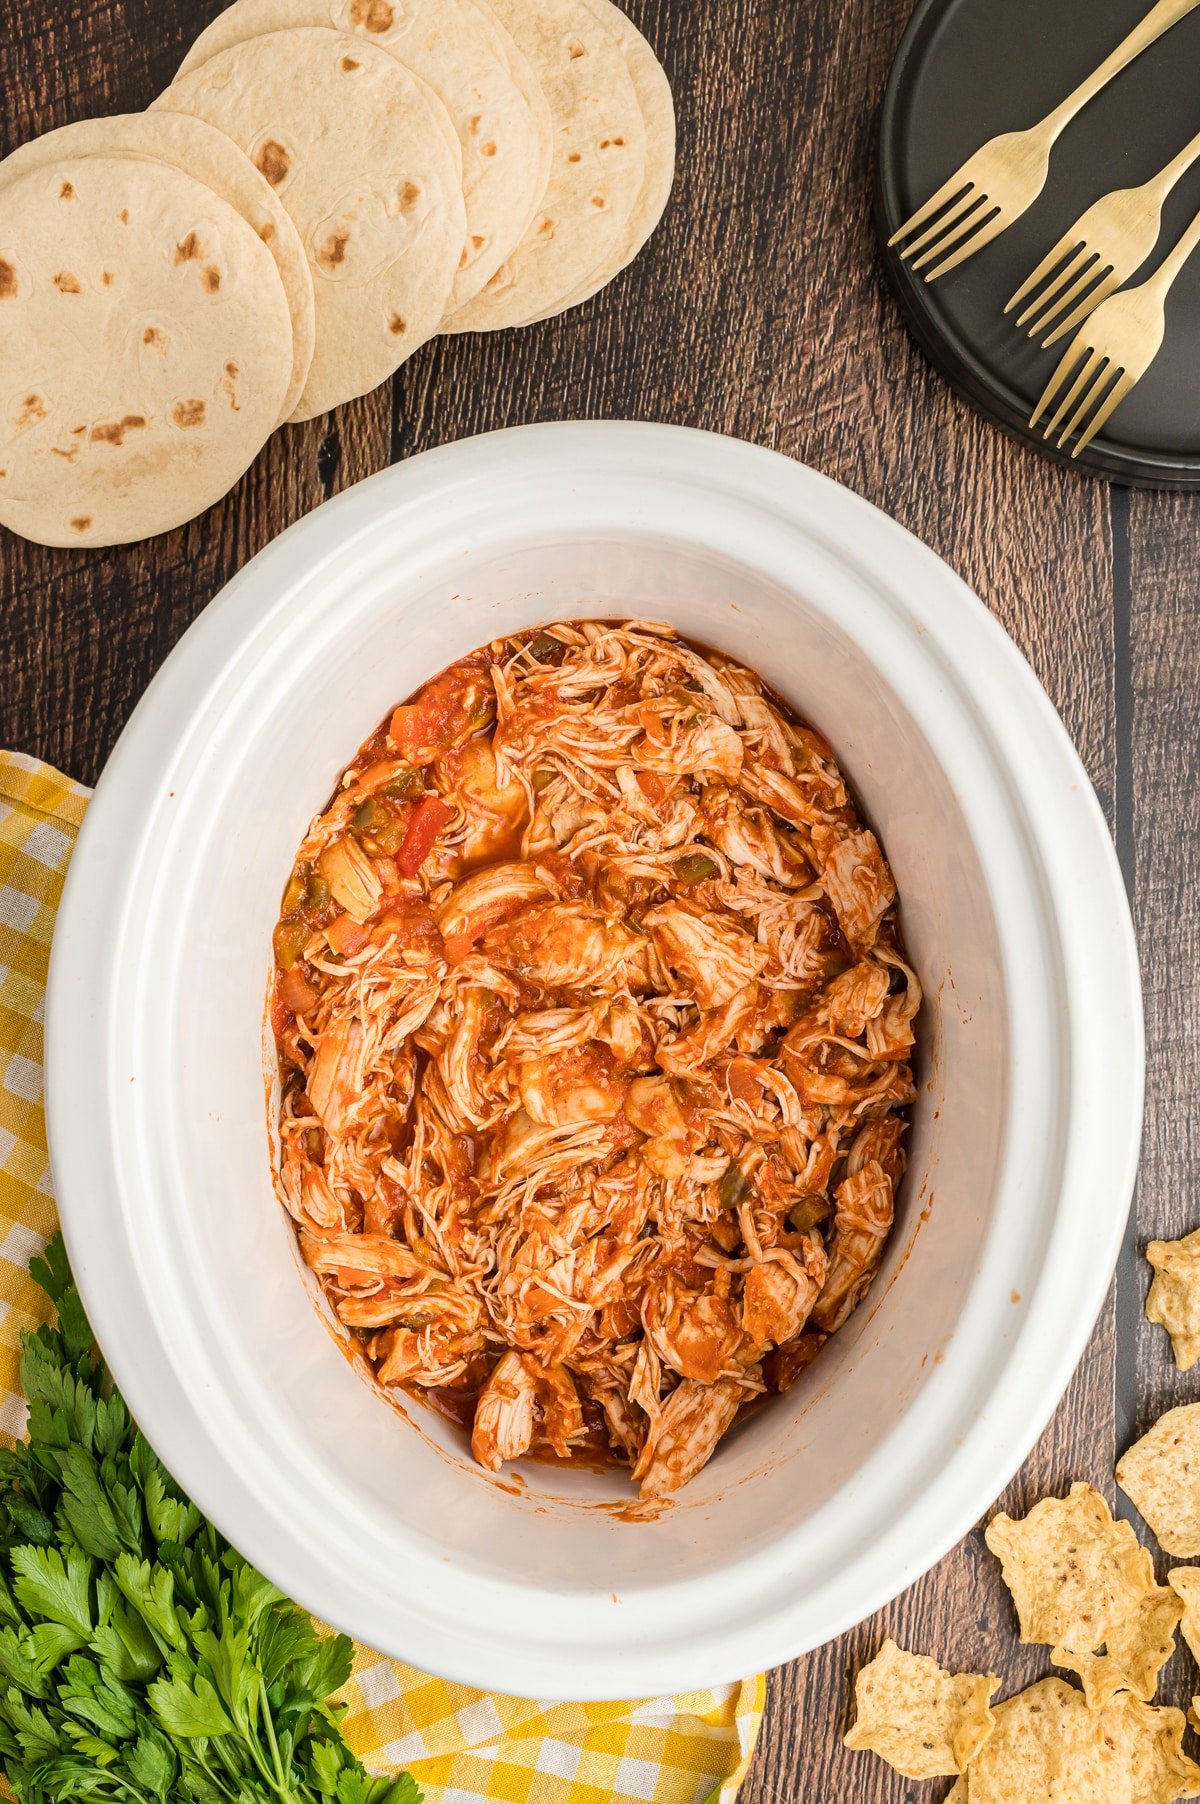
[0,0,674,549]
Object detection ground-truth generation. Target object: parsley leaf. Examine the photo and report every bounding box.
[0,1237,424,1804]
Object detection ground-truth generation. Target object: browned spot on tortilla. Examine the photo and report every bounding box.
[567,39,585,57]
[70,515,92,532]
[399,181,421,211]
[480,141,496,158]
[72,424,86,435]
[17,394,47,427]
[54,271,82,293]
[0,260,17,299]
[226,362,239,377]
[259,221,275,243]
[468,114,481,134]
[600,136,626,149]
[387,312,406,335]
[317,231,349,269]
[60,181,76,200]
[590,193,606,208]
[349,0,393,30]
[567,152,581,164]
[255,140,290,187]
[102,271,115,286]
[143,326,163,345]
[174,231,201,263]
[470,234,485,251]
[118,207,128,223]
[223,362,241,410]
[51,445,80,462]
[537,217,555,239]
[90,413,146,447]
[341,55,360,70]
[173,399,206,428]
[202,265,221,293]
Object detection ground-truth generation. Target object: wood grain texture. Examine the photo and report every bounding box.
[1,0,1197,1794]
[1128,491,1200,1437]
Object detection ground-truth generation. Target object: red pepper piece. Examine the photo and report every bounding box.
[396,797,453,877]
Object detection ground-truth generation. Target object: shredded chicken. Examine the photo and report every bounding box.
[271,621,920,1499]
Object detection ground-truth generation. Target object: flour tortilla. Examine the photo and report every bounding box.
[154,28,466,418]
[444,0,645,333]
[476,0,555,232]
[519,0,674,323]
[0,157,292,548]
[174,0,549,313]
[0,112,314,424]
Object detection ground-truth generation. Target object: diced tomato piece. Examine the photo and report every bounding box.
[270,995,292,1039]
[388,656,493,762]
[326,912,371,956]
[396,797,453,878]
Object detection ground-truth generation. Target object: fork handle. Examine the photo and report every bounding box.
[1154,126,1200,197]
[1042,0,1200,140]
[1147,204,1200,297]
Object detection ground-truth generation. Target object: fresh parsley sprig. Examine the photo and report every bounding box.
[0,1235,420,1804]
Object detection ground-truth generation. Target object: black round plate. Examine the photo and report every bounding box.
[877,0,1200,487]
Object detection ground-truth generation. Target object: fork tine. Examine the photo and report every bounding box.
[1031,340,1094,434]
[1006,233,1083,316]
[1044,272,1122,347]
[888,175,975,247]
[924,206,1006,281]
[1027,261,1110,343]
[1073,372,1135,456]
[1015,249,1093,330]
[909,196,990,271]
[1046,349,1111,441]
[899,190,984,263]
[1056,362,1120,449]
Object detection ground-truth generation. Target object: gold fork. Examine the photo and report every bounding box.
[1030,202,1200,456]
[888,0,1200,281]
[1007,126,1200,344]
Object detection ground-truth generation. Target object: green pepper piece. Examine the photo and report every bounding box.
[304,872,330,913]
[529,631,567,666]
[675,852,720,886]
[273,918,309,971]
[280,867,306,915]
[384,769,424,799]
[718,1162,751,1209]
[788,1196,833,1233]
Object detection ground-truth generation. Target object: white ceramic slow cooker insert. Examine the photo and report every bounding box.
[46,423,1142,1699]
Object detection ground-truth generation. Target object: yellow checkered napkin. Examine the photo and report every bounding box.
[0,750,765,1804]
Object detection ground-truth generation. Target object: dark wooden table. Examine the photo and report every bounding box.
[4,0,1199,1795]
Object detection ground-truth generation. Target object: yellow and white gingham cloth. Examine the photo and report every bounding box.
[0,750,765,1804]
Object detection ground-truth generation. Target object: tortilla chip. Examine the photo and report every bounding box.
[986,1482,1177,1700]
[1071,1583,1185,1708]
[1121,1697,1200,1803]
[842,1637,997,1779]
[943,1676,1127,1802]
[1168,1569,1200,1726]
[1118,1406,1200,1558]
[1146,1231,1200,1372]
